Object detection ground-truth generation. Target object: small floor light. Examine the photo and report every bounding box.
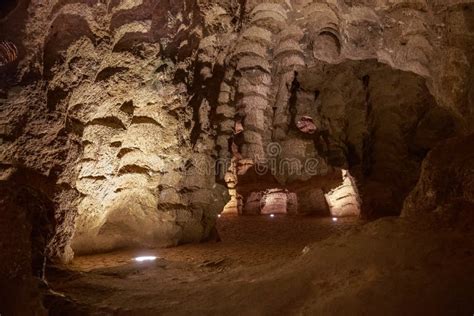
[270,214,275,218]
[134,256,157,262]
[332,217,338,222]
[218,214,222,218]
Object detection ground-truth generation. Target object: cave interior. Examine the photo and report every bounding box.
[1,0,474,315]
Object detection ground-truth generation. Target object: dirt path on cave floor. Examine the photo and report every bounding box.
[45,215,364,314]
[67,215,364,271]
[45,216,474,315]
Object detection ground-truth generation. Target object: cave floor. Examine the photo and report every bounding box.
[45,216,474,315]
[69,215,362,272]
[46,215,363,314]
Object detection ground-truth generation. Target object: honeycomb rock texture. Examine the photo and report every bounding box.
[1,0,474,263]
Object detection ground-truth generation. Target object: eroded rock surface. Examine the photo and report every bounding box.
[403,134,474,229]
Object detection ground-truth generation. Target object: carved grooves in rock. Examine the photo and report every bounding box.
[233,3,291,162]
[288,72,300,131]
[221,3,297,214]
[304,3,342,62]
[0,41,18,66]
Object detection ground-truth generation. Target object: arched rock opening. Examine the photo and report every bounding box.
[221,59,460,219]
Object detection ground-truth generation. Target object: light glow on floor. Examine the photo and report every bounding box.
[332,217,338,222]
[270,214,275,218]
[134,256,158,262]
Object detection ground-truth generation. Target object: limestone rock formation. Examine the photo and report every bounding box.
[325,169,361,217]
[218,0,472,219]
[402,134,474,229]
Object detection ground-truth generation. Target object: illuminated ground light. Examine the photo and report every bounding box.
[134,256,158,262]
[270,214,275,218]
[332,217,338,222]
[218,214,222,218]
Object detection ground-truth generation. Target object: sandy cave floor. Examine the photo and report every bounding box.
[46,215,363,312]
[68,215,362,271]
[45,215,474,315]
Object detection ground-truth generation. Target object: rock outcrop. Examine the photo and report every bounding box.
[403,134,474,229]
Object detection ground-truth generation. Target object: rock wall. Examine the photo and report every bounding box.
[402,134,474,229]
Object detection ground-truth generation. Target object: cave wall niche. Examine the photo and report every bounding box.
[312,30,342,62]
[222,169,361,217]
[222,57,460,219]
[240,188,298,215]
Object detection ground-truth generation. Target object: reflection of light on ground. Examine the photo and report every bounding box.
[270,214,275,218]
[134,256,157,262]
[332,217,338,222]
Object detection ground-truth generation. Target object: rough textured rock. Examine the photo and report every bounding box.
[402,134,474,229]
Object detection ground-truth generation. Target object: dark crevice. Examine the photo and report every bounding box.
[120,100,134,115]
[110,141,122,148]
[237,0,247,32]
[118,165,150,175]
[66,117,85,136]
[288,71,300,130]
[314,90,320,101]
[113,32,152,53]
[117,147,137,158]
[47,88,69,112]
[79,175,106,181]
[131,116,161,126]
[346,141,361,167]
[95,67,128,82]
[189,94,204,146]
[206,63,226,135]
[89,117,126,130]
